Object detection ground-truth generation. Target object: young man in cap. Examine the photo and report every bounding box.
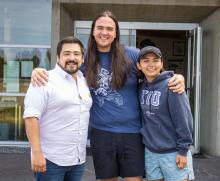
[137,46,194,181]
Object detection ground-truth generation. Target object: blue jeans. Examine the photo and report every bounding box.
[35,159,85,181]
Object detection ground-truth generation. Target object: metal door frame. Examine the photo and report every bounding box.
[186,27,202,154]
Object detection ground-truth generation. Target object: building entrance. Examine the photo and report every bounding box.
[74,21,202,153]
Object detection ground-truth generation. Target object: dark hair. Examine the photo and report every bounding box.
[85,10,131,90]
[57,36,84,57]
[139,39,156,49]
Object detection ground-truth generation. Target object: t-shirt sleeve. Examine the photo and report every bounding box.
[125,46,140,63]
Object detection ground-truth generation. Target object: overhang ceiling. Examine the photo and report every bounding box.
[62,3,219,23]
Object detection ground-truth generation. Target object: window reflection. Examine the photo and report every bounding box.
[0,96,25,141]
[0,0,51,45]
[0,47,50,93]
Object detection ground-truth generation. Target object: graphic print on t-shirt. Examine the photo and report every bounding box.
[93,68,123,107]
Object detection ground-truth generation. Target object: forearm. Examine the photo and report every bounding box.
[25,114,46,173]
[176,98,193,155]
[25,117,42,152]
[168,92,193,155]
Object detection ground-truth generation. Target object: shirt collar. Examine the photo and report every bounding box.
[54,64,83,79]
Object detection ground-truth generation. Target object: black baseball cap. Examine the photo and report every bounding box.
[138,46,162,61]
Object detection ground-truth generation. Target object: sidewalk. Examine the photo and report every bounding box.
[0,151,220,181]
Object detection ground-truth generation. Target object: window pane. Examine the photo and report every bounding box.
[0,0,51,45]
[0,96,26,141]
[0,47,51,93]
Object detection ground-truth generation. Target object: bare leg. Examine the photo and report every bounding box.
[101,178,118,181]
[124,176,143,181]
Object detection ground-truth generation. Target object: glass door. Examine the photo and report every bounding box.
[0,93,25,141]
[186,27,202,154]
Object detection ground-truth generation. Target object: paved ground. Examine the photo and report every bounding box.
[0,150,220,181]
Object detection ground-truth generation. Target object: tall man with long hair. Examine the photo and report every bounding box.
[85,11,184,181]
[85,11,145,181]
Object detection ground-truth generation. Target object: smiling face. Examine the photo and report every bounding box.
[57,43,83,76]
[137,52,163,82]
[93,16,116,52]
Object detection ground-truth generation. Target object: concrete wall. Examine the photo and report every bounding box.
[200,8,220,156]
[59,0,220,6]
[51,0,60,68]
[60,5,73,40]
[51,0,74,68]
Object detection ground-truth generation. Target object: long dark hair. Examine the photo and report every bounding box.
[85,10,131,90]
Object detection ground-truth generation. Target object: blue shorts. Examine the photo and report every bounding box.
[145,149,194,181]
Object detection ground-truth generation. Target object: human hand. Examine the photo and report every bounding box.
[168,74,185,94]
[31,68,49,86]
[31,151,46,173]
[176,154,187,169]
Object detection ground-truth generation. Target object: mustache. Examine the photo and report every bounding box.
[66,60,77,65]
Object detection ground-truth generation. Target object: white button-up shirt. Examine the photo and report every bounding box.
[23,64,92,166]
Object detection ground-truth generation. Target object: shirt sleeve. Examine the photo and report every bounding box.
[168,91,193,156]
[23,84,48,119]
[125,46,140,63]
